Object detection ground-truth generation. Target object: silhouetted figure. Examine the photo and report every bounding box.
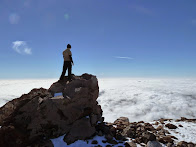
[59,44,74,81]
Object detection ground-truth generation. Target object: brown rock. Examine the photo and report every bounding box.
[147,141,162,147]
[63,117,96,144]
[156,125,164,131]
[98,130,103,136]
[125,141,137,147]
[167,142,174,147]
[91,140,98,144]
[177,141,188,147]
[121,126,135,138]
[114,117,130,130]
[107,139,118,145]
[90,114,98,126]
[48,82,64,96]
[105,134,113,141]
[165,123,177,129]
[187,143,195,147]
[142,132,156,144]
[162,136,174,143]
[159,118,165,124]
[0,74,101,146]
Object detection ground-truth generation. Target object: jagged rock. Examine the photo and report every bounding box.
[157,125,164,131]
[167,142,174,147]
[158,136,174,144]
[142,131,156,144]
[177,141,188,147]
[165,123,177,129]
[105,134,113,141]
[98,130,103,136]
[107,139,118,145]
[121,126,135,137]
[0,74,102,146]
[176,117,196,123]
[147,141,162,147]
[114,117,129,130]
[177,141,196,147]
[124,141,137,147]
[144,123,156,131]
[91,140,98,144]
[63,117,96,144]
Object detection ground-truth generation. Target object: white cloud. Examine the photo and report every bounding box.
[12,41,32,55]
[9,13,20,24]
[114,56,134,60]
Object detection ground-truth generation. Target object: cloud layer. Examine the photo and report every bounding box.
[12,41,32,55]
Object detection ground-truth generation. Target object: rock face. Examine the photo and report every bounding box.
[0,74,102,146]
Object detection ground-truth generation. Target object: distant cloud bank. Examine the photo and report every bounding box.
[12,41,32,55]
[114,56,134,60]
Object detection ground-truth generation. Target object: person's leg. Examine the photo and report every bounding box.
[60,61,68,80]
[68,61,72,80]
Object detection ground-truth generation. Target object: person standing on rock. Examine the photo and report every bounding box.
[59,44,74,81]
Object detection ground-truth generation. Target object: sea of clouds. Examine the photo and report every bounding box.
[0,78,196,123]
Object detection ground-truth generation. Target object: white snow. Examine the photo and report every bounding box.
[164,120,196,144]
[75,87,81,92]
[51,134,131,147]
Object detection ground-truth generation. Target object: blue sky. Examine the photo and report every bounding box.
[0,0,196,79]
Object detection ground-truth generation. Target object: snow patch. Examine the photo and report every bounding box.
[75,87,81,92]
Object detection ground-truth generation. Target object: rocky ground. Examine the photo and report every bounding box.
[94,117,196,147]
[0,73,195,147]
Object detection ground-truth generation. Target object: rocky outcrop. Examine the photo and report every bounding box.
[0,74,102,146]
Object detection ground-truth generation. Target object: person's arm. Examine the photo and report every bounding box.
[69,55,73,63]
[69,50,74,65]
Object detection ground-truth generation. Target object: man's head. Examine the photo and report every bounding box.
[67,44,71,49]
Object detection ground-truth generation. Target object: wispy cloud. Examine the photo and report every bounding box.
[9,13,20,24]
[12,41,32,55]
[128,4,153,15]
[114,56,134,60]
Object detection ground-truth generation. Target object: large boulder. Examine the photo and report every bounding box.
[0,73,102,146]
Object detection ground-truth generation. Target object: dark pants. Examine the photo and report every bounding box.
[60,61,72,80]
